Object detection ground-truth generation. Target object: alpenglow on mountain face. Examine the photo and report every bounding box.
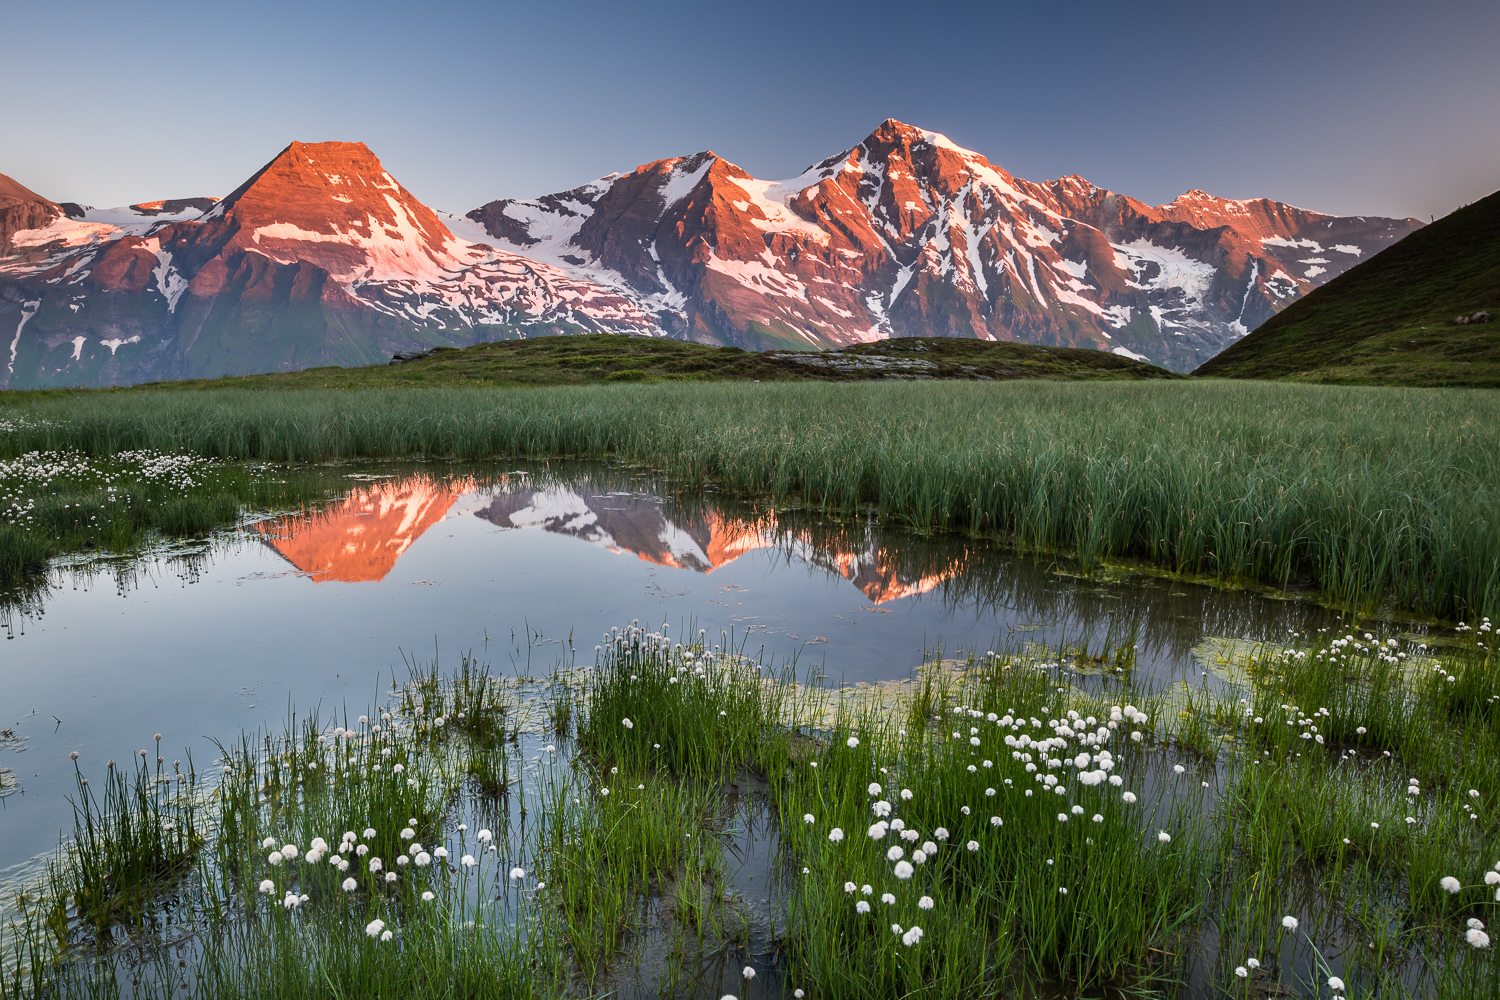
[0,121,1421,387]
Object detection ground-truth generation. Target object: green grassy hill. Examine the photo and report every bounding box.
[51,334,1180,393]
[1193,189,1500,386]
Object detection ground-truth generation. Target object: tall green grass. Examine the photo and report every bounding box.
[3,380,1496,619]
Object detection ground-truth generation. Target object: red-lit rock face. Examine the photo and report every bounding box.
[0,173,61,254]
[471,118,1422,369]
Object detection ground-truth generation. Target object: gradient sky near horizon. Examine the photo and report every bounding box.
[2,0,1496,222]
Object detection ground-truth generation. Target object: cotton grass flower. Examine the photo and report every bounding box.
[843,881,856,893]
[1157,831,1171,843]
[828,827,845,843]
[919,895,934,910]
[802,813,815,824]
[621,718,633,729]
[902,925,924,946]
[742,966,755,981]
[867,782,882,796]
[1440,876,1462,893]
[881,892,895,905]
[1281,915,1298,931]
[1235,967,1248,978]
[1467,927,1491,948]
[258,879,275,895]
[365,919,385,938]
[342,877,358,892]
[461,855,477,868]
[868,822,889,840]
[421,891,435,902]
[855,900,870,913]
[893,861,915,879]
[846,737,859,748]
[967,840,979,851]
[1327,977,1345,991]
[886,846,904,861]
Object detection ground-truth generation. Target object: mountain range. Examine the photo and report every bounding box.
[0,120,1423,388]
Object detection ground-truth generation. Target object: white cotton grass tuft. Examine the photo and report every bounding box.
[893,861,915,879]
[802,813,815,824]
[1157,831,1172,843]
[901,925,924,946]
[510,867,525,881]
[867,782,882,796]
[1440,876,1462,894]
[1468,926,1491,948]
[742,966,755,981]
[846,737,859,748]
[621,717,633,729]
[919,895,934,910]
[1327,976,1345,991]
[828,827,844,843]
[1234,967,1248,978]
[1281,915,1298,931]
[856,900,871,914]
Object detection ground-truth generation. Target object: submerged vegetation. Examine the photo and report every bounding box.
[4,617,1497,998]
[3,379,1497,620]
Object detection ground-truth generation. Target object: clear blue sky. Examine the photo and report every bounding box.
[2,0,1495,222]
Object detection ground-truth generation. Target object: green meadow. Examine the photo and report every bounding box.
[3,379,1497,620]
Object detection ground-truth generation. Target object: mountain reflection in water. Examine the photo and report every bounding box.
[255,473,953,605]
[256,478,475,583]
[473,486,948,604]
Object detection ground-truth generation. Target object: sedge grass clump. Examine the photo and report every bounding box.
[579,623,787,780]
[0,449,355,589]
[774,653,1206,996]
[58,745,201,932]
[1206,624,1500,995]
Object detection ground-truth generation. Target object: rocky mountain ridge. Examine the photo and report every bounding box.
[0,122,1422,387]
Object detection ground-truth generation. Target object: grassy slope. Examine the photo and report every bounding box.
[1193,189,1500,386]
[50,335,1180,393]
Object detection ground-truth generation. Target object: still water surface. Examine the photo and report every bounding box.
[1,461,1361,884]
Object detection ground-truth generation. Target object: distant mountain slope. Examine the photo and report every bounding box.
[0,144,656,389]
[1,122,1422,388]
[467,119,1420,369]
[1193,190,1500,386]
